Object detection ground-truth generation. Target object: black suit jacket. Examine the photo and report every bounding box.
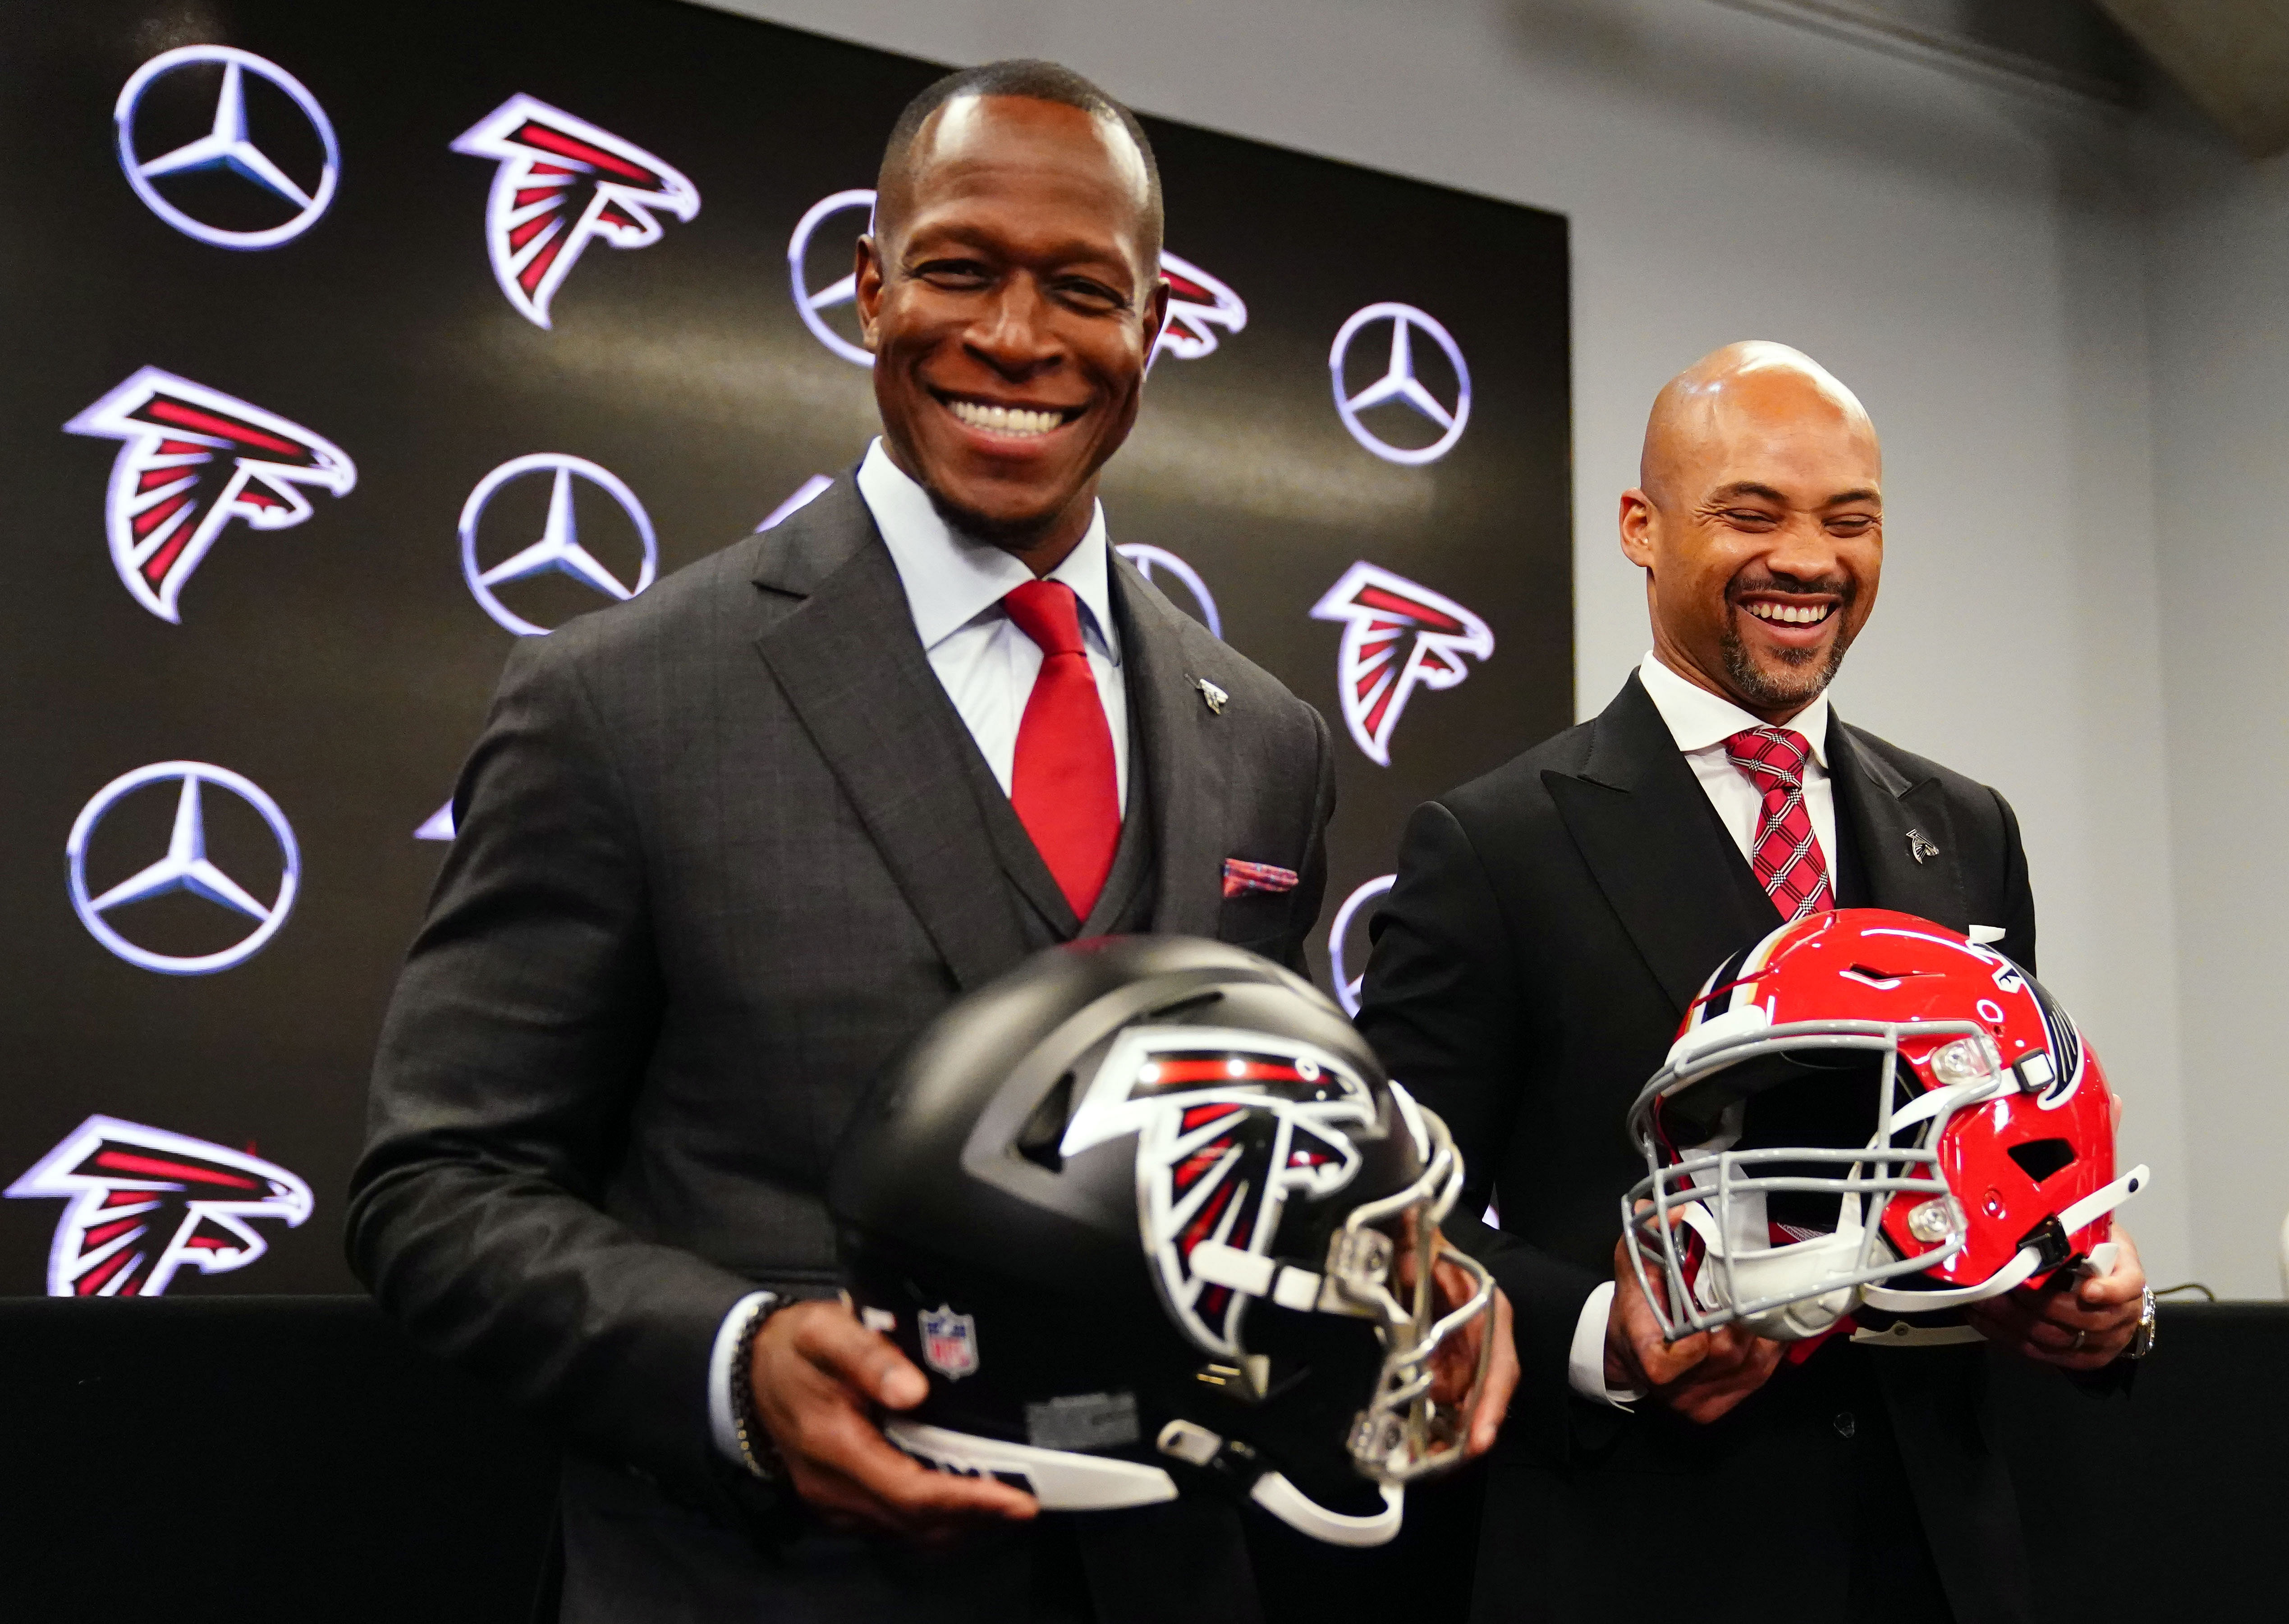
[345,476,1333,1617]
[1357,673,2037,1624]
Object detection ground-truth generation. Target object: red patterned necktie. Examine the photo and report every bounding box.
[1002,579,1120,919]
[1724,727,1834,920]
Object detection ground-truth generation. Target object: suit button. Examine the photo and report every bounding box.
[1833,1411,1857,1438]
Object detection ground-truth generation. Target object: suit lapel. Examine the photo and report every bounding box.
[1826,717,1969,930]
[1548,675,1780,1015]
[748,480,1028,990]
[1118,557,1229,939]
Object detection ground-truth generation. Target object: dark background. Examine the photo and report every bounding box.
[0,0,1571,1296]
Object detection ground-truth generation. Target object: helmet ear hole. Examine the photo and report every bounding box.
[1016,1072,1076,1172]
[2005,1138,2076,1184]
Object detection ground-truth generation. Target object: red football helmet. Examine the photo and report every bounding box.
[1623,908,2148,1340]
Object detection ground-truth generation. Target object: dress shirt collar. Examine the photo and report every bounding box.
[855,438,1119,661]
[1638,650,1829,765]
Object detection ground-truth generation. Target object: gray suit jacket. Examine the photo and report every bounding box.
[345,476,1334,1545]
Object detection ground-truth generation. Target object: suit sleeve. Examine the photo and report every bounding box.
[1355,799,1606,1464]
[344,634,766,1520]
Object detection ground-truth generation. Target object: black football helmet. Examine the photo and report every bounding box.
[829,936,1494,1546]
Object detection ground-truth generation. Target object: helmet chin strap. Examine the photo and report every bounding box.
[1248,1472,1404,1548]
[883,1419,1178,1510]
[886,1418,1407,1548]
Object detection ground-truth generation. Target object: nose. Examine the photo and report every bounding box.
[1764,515,1845,587]
[964,275,1064,381]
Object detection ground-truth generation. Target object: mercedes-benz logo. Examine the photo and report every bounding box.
[1330,303,1472,466]
[789,188,877,366]
[114,46,338,250]
[1327,874,1396,1016]
[67,763,300,976]
[459,454,658,637]
[1117,543,1222,639]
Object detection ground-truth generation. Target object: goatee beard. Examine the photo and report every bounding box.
[1720,619,1853,711]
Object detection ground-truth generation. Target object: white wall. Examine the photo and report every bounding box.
[698,0,2202,1288]
[2137,122,2289,1299]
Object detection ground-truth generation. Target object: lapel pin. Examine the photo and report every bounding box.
[1905,828,1940,865]
[1193,676,1228,715]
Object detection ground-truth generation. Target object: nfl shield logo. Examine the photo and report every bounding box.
[919,1304,979,1381]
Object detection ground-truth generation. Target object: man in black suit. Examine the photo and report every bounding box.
[348,62,1340,1623]
[1357,342,2151,1624]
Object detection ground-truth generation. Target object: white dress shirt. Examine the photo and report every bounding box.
[710,441,1132,1470]
[1566,651,1838,1408]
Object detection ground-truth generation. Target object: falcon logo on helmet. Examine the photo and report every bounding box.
[451,94,699,329]
[1059,1027,1375,1360]
[1624,909,2146,1344]
[1310,562,1494,766]
[5,1116,312,1298]
[1150,253,1247,370]
[64,367,356,624]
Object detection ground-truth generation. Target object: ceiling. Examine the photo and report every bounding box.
[1714,0,2289,157]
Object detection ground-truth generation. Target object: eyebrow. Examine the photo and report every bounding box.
[1706,481,1881,508]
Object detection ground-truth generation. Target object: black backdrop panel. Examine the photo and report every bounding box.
[0,1,1571,1295]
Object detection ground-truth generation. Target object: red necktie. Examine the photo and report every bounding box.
[1002,579,1120,919]
[1724,727,1834,920]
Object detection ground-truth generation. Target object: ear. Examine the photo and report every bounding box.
[1619,489,1658,570]
[1141,268,1171,358]
[854,233,886,354]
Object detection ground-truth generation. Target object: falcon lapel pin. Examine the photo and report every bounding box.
[1905,828,1940,865]
[1193,676,1228,715]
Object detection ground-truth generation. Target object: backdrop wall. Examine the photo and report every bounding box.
[703,0,2209,1286]
[0,1,1573,1297]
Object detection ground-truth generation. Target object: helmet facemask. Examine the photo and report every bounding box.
[1623,1007,2009,1340]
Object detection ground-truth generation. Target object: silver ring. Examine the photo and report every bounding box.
[2070,1328,2087,1352]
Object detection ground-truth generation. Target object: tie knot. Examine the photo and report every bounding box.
[1003,579,1086,659]
[1726,727,1812,782]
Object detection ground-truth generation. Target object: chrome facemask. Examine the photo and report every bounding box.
[1622,1010,2007,1340]
[1329,1087,1496,1483]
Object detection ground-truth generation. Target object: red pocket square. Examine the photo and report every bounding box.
[1222,858,1299,898]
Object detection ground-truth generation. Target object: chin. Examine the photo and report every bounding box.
[925,479,1066,544]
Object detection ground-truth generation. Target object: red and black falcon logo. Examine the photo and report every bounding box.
[64,367,355,624]
[5,1116,312,1298]
[451,93,699,328]
[1151,252,1248,370]
[1310,562,1495,766]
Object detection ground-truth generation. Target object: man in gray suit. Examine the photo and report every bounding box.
[348,61,1334,1623]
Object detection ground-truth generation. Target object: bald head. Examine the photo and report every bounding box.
[1619,342,1885,723]
[1640,342,1878,509]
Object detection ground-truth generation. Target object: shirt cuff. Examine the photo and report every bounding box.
[1569,1281,1646,1409]
[708,1290,776,1467]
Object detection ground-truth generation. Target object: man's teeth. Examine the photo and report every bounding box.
[1747,602,1833,625]
[948,399,1066,436]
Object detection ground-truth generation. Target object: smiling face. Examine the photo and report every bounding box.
[1619,344,1884,723]
[855,95,1167,570]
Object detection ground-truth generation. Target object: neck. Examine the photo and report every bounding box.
[1651,633,1817,727]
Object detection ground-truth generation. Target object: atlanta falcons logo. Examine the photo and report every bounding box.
[5,1116,312,1298]
[64,367,356,624]
[1151,252,1247,370]
[1310,562,1495,766]
[452,93,700,329]
[1059,1028,1373,1359]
